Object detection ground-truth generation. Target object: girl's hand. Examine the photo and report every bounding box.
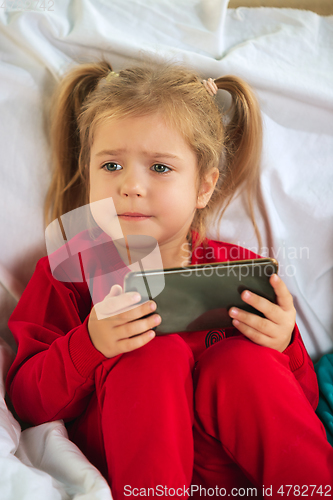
[228,274,296,352]
[88,285,161,358]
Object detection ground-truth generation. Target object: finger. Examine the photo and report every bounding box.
[94,290,142,319]
[116,311,161,340]
[118,329,156,354]
[229,307,274,337]
[269,274,295,311]
[232,318,292,353]
[95,298,157,326]
[231,319,275,348]
[115,299,158,325]
[238,290,282,324]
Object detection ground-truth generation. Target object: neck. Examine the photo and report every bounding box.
[160,239,192,269]
[112,234,192,270]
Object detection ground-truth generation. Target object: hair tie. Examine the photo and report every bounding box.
[202,78,218,96]
[105,70,119,82]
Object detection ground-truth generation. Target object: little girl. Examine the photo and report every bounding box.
[6,59,333,499]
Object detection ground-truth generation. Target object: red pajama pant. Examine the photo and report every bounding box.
[67,334,333,499]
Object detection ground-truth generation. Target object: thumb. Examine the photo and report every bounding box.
[93,284,124,320]
[109,284,123,297]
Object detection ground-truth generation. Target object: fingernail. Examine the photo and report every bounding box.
[150,301,157,311]
[243,291,251,299]
[155,315,161,324]
[132,293,141,302]
[232,319,240,326]
[230,308,238,316]
[149,330,155,339]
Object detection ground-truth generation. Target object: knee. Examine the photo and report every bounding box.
[99,334,194,388]
[133,333,194,372]
[96,335,195,421]
[194,336,289,395]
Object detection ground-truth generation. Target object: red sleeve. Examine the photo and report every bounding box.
[5,257,120,425]
[282,323,319,410]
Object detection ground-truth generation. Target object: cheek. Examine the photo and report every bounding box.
[89,192,124,241]
[172,179,198,207]
[89,172,110,203]
[161,189,197,215]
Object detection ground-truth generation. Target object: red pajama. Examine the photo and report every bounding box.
[6,229,333,499]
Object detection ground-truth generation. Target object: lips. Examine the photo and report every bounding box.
[117,212,152,221]
[118,212,151,217]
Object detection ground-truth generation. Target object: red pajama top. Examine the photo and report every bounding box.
[6,229,319,425]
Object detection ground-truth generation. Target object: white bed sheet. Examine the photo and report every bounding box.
[0,1,333,498]
[0,339,112,500]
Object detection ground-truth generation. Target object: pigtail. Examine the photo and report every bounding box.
[44,60,112,228]
[204,76,264,250]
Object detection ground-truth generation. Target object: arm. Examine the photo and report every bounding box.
[6,257,108,425]
[225,322,319,410]
[283,323,319,410]
[6,256,160,425]
[217,241,319,409]
[228,278,320,410]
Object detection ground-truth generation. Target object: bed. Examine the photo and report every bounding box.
[0,0,332,498]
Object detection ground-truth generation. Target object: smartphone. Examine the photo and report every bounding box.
[124,258,278,334]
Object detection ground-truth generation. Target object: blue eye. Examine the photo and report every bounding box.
[103,162,122,172]
[152,164,171,174]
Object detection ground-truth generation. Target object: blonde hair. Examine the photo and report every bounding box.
[45,58,263,253]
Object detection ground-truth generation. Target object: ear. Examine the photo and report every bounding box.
[196,167,219,209]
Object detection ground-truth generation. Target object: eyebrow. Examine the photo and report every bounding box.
[95,149,180,160]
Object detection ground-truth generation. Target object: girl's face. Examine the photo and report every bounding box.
[89,113,218,266]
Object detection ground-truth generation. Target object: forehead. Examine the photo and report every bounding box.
[90,112,196,159]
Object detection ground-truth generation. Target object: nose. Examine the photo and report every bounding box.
[120,165,146,197]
